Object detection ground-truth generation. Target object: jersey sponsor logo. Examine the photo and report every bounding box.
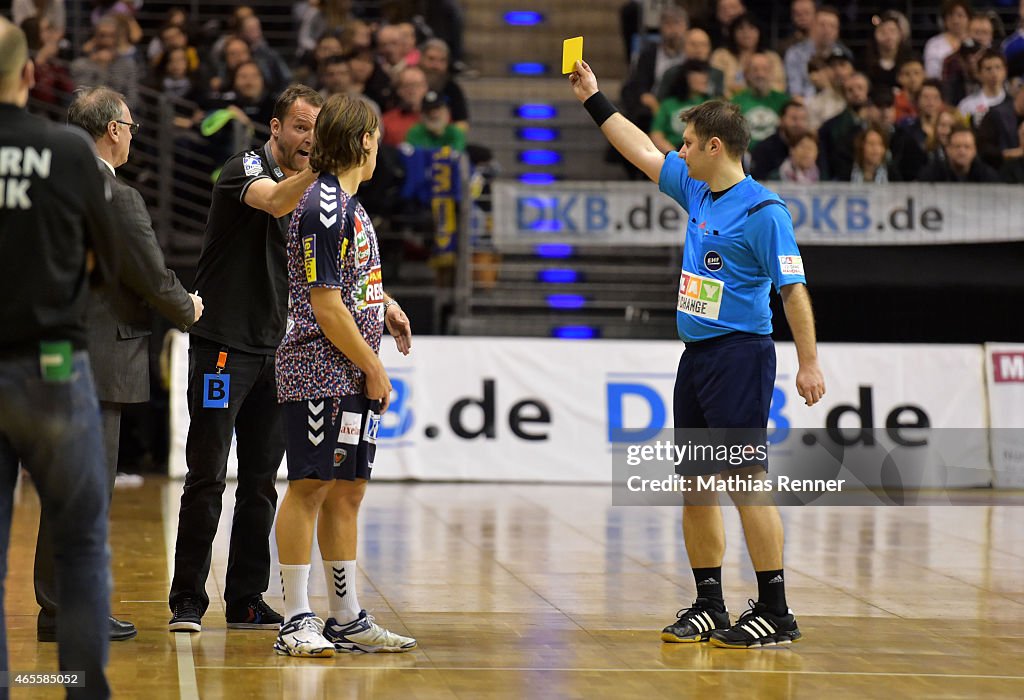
[704,251,723,271]
[338,411,362,445]
[355,266,384,311]
[778,255,804,277]
[354,215,371,267]
[302,234,317,282]
[243,152,262,177]
[677,270,724,320]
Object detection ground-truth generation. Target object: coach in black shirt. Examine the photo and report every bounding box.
[0,18,121,699]
[168,85,324,633]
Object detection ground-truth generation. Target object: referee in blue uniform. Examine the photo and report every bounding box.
[570,60,826,648]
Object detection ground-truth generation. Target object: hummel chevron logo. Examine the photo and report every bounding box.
[321,199,338,213]
[320,213,337,228]
[768,575,784,584]
[308,416,324,431]
[320,184,337,194]
[307,431,324,446]
[308,400,324,415]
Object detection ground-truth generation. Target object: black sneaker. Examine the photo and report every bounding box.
[661,598,731,643]
[169,597,202,633]
[226,595,283,630]
[709,600,801,648]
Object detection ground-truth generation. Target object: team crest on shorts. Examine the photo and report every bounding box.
[334,447,348,467]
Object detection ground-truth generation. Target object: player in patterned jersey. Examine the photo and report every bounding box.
[272,94,415,657]
[570,60,826,648]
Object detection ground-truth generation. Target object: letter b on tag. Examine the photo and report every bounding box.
[203,373,230,408]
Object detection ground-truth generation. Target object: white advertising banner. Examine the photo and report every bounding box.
[493,181,1024,247]
[985,343,1024,487]
[169,335,990,485]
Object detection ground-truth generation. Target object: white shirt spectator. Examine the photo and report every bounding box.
[12,0,66,34]
[923,33,957,78]
[958,89,1007,129]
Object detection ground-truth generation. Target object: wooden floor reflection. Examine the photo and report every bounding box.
[6,478,1024,699]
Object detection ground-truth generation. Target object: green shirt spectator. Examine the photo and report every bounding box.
[404,122,466,151]
[731,89,789,146]
[651,96,706,150]
[729,52,790,147]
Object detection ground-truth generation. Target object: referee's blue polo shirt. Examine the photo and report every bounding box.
[658,152,806,343]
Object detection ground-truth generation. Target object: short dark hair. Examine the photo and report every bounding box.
[940,0,972,21]
[948,123,975,141]
[792,130,818,147]
[67,86,125,140]
[309,93,380,174]
[816,5,841,20]
[897,56,924,71]
[868,87,894,109]
[272,83,325,124]
[919,77,944,95]
[977,48,1007,69]
[679,99,750,158]
[780,100,806,119]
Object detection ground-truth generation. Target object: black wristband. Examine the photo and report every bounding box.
[584,91,618,127]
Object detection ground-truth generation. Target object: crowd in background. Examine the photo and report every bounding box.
[620,0,1024,184]
[12,0,473,264]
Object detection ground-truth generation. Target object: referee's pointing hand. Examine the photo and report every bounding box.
[569,60,599,102]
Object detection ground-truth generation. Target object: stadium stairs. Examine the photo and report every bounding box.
[456,0,679,339]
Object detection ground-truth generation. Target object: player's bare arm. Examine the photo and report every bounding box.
[780,283,826,406]
[569,60,665,184]
[310,287,392,413]
[383,293,412,355]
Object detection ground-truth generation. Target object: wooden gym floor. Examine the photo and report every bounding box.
[5,477,1024,699]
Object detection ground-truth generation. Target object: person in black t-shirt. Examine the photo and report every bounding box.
[168,84,325,634]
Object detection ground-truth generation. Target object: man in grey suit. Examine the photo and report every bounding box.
[34,86,203,642]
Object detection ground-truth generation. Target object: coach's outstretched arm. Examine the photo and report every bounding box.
[570,60,665,183]
[780,283,826,406]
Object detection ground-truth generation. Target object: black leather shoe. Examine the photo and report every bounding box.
[38,613,138,642]
[109,617,137,641]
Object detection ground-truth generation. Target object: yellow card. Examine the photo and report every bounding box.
[562,36,583,74]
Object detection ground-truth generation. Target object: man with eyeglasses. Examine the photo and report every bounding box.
[29,85,203,646]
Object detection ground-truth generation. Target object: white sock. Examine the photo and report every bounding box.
[279,563,312,622]
[324,560,360,623]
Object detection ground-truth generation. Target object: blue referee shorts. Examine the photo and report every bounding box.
[673,332,775,472]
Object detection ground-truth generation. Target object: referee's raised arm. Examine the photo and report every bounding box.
[569,59,666,184]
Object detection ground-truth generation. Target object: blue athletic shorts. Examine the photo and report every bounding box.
[282,395,379,481]
[673,332,775,472]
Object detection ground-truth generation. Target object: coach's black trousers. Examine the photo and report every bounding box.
[169,336,283,615]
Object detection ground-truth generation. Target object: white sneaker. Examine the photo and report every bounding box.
[324,611,417,653]
[273,614,336,658]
